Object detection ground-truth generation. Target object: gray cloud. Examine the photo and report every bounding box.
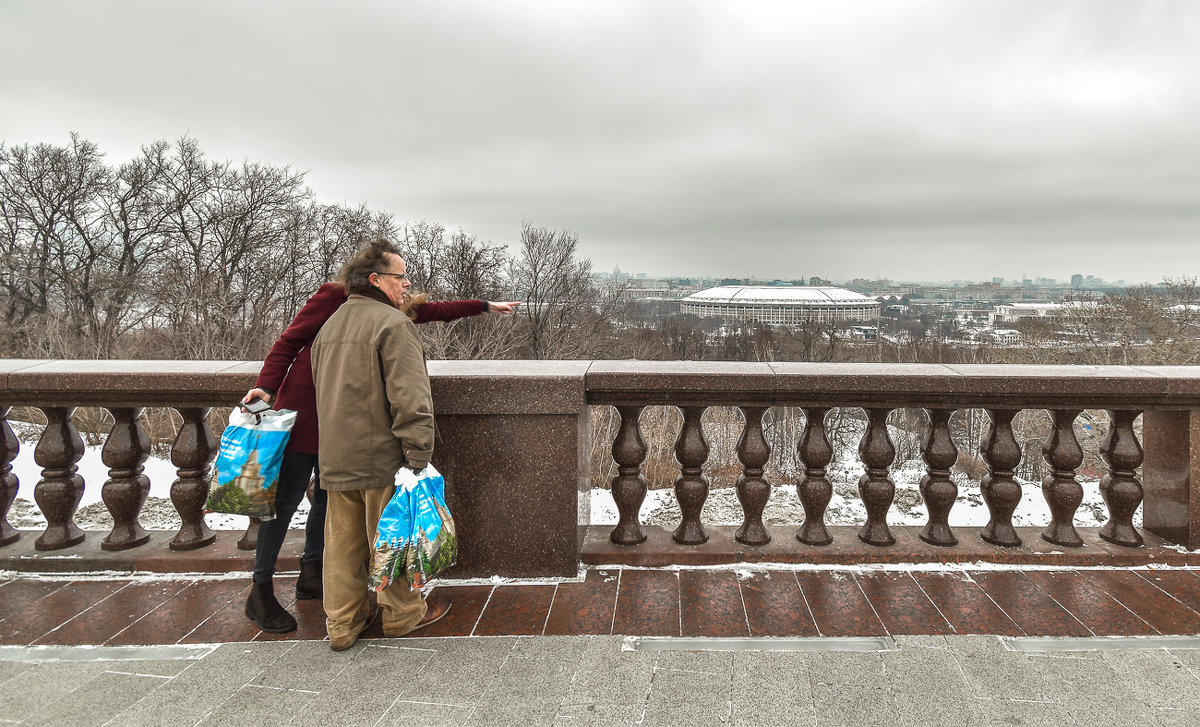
[2,0,1197,283]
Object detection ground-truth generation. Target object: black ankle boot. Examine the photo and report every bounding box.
[295,560,322,600]
[245,581,297,633]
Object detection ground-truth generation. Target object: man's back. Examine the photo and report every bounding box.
[311,296,435,491]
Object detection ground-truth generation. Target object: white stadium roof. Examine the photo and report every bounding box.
[683,286,876,304]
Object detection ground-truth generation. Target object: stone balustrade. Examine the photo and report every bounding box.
[2,360,1200,578]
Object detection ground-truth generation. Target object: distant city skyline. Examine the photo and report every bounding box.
[2,1,1197,285]
[597,268,1127,288]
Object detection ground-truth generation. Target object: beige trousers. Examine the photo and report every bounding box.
[323,486,426,641]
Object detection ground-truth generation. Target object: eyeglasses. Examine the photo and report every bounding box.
[375,271,409,281]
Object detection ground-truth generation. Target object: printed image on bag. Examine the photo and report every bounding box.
[205,407,297,519]
[370,464,458,591]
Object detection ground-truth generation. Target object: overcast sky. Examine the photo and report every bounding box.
[2,1,1197,283]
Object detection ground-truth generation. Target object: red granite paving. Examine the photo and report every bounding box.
[970,570,1092,637]
[544,569,619,636]
[0,580,128,645]
[612,569,680,637]
[679,570,749,637]
[33,580,190,646]
[407,584,492,637]
[855,571,954,635]
[106,578,249,646]
[911,571,1023,636]
[795,570,888,637]
[3,568,1200,645]
[1134,569,1200,615]
[1023,570,1157,636]
[472,584,556,636]
[1081,571,1200,635]
[740,571,820,637]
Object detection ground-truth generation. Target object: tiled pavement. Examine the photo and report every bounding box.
[3,567,1200,646]
[4,568,1200,725]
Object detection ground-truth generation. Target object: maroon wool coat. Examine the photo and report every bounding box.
[253,283,486,454]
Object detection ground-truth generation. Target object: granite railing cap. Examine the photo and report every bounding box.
[586,361,775,405]
[2,360,260,407]
[3,359,1200,412]
[427,360,590,415]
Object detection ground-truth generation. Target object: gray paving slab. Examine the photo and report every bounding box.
[106,641,295,727]
[378,699,474,727]
[193,683,316,727]
[892,691,988,727]
[730,651,817,725]
[21,671,164,727]
[1167,645,1200,678]
[642,667,732,725]
[892,634,952,650]
[0,661,109,721]
[100,658,197,678]
[1155,707,1199,727]
[975,697,1080,726]
[559,636,655,709]
[654,648,734,674]
[883,641,967,692]
[1105,648,1200,711]
[0,659,33,687]
[953,643,1058,702]
[469,638,589,726]
[805,649,887,687]
[812,684,897,727]
[397,637,516,706]
[251,639,354,691]
[5,634,1200,727]
[554,702,647,726]
[293,643,436,726]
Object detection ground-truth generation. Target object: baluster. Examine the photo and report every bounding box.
[979,408,1022,547]
[238,517,261,550]
[100,407,151,551]
[1099,410,1144,547]
[1,407,20,546]
[796,407,834,545]
[1041,409,1084,547]
[610,405,648,545]
[858,408,897,546]
[735,406,771,546]
[169,407,217,551]
[919,408,959,546]
[673,405,710,545]
[33,407,86,550]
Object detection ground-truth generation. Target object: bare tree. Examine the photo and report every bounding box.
[510,222,626,359]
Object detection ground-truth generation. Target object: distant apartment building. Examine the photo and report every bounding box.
[681,286,880,326]
[990,302,1062,325]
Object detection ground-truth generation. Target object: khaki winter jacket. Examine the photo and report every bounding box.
[311,295,435,490]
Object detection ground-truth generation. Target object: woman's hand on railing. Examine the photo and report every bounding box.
[242,388,272,406]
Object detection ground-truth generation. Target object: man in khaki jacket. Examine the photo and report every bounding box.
[311,238,451,651]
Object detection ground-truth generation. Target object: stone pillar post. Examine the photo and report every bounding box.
[1142,410,1200,549]
[428,361,590,578]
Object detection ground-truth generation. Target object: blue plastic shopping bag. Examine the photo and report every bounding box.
[205,407,297,520]
[369,464,458,591]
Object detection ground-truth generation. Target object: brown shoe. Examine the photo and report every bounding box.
[329,602,377,652]
[385,594,452,637]
[410,594,452,633]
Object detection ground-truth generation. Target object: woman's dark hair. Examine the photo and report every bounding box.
[337,238,403,304]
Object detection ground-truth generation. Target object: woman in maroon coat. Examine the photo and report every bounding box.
[241,282,519,632]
